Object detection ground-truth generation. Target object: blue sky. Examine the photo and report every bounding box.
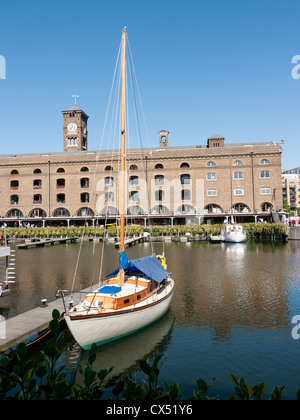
[0,0,299,170]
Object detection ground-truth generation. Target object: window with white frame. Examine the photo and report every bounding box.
[233,160,243,166]
[260,170,270,179]
[207,188,217,196]
[260,187,271,195]
[206,172,217,181]
[67,137,78,147]
[234,188,244,196]
[233,171,244,179]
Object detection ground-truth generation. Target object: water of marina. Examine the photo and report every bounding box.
[1,239,300,399]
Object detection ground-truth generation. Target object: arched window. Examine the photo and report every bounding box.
[180,162,190,168]
[77,207,94,216]
[10,169,19,175]
[233,160,243,166]
[53,208,70,217]
[204,204,223,214]
[260,159,270,165]
[232,203,250,213]
[6,209,23,218]
[261,202,273,212]
[105,165,113,171]
[80,166,89,172]
[151,205,170,215]
[176,205,196,214]
[127,206,145,215]
[29,208,46,217]
[57,168,65,173]
[129,164,138,170]
[100,206,118,216]
[207,161,216,167]
[33,168,42,174]
[154,163,164,169]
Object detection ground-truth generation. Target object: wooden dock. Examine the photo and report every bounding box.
[0,284,97,351]
[114,234,148,248]
[17,237,79,249]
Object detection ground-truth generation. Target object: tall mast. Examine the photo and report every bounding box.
[119,27,127,285]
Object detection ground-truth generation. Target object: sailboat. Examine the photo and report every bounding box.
[222,223,247,243]
[62,28,175,350]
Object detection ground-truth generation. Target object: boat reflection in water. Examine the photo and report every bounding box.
[66,310,174,387]
[222,242,247,256]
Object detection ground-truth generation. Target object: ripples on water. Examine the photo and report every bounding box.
[1,240,300,399]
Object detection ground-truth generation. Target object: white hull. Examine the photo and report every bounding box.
[222,224,247,243]
[223,232,247,243]
[65,280,174,350]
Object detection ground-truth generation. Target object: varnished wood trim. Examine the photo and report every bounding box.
[68,285,174,321]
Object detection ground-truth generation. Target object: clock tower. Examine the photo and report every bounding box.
[159,130,169,148]
[62,99,89,152]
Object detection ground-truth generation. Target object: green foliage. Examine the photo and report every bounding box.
[283,199,290,213]
[0,222,289,242]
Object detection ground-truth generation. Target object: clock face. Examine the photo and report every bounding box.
[67,122,77,132]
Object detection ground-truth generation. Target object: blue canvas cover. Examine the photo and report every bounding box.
[98,285,122,294]
[106,252,170,283]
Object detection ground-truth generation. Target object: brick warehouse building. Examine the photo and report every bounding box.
[0,103,284,227]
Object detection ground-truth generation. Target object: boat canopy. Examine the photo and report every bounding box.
[106,252,170,283]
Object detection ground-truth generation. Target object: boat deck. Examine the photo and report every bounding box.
[68,278,174,318]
